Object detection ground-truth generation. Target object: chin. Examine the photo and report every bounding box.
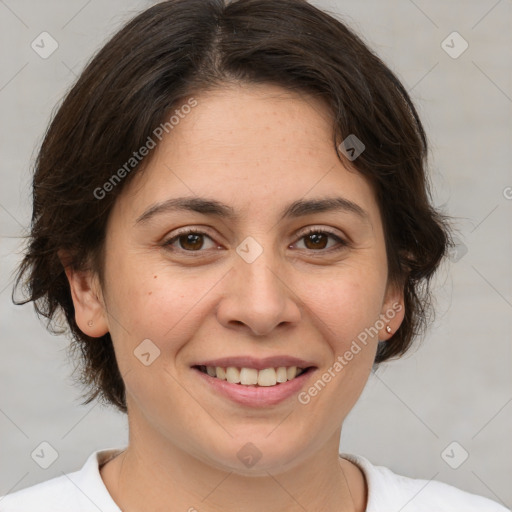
[193,428,315,476]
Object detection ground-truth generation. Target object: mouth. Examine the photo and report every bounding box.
[193,364,314,387]
[190,356,318,406]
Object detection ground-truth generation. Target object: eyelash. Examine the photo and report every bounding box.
[162,227,349,254]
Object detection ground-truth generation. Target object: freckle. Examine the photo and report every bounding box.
[148,291,152,295]
[153,275,157,279]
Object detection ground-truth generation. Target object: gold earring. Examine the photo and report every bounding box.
[386,325,392,334]
[87,320,94,327]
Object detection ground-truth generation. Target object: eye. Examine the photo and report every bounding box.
[162,227,348,254]
[293,228,348,252]
[162,229,220,252]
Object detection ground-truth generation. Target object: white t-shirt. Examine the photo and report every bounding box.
[0,447,508,511]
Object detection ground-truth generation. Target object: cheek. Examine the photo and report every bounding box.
[301,266,387,349]
[281,269,386,440]
[103,252,224,354]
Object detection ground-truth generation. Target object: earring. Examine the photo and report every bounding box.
[87,320,94,327]
[386,325,392,334]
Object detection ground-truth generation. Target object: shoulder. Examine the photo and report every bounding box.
[0,448,125,512]
[340,453,510,512]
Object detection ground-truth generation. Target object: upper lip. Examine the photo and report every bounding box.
[192,356,317,370]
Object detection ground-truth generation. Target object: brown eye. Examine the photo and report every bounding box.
[178,233,205,251]
[163,230,218,252]
[303,232,329,250]
[294,229,347,252]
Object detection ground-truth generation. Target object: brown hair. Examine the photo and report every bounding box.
[14,0,451,414]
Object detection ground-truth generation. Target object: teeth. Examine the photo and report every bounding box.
[202,365,306,386]
[257,368,277,387]
[286,366,297,380]
[225,367,240,384]
[276,367,288,383]
[240,368,258,385]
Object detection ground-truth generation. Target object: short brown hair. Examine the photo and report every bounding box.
[15,0,451,414]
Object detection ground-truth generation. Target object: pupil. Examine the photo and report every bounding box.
[181,233,203,250]
[306,233,327,250]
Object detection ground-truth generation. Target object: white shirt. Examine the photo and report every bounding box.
[0,447,508,511]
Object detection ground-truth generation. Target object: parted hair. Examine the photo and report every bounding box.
[15,0,451,413]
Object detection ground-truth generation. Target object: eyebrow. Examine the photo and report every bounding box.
[135,196,369,224]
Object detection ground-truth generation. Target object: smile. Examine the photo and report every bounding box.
[195,365,309,387]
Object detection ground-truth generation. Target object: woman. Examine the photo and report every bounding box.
[1,0,507,510]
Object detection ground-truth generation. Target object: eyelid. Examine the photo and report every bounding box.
[165,225,218,240]
[296,225,342,237]
[294,225,349,244]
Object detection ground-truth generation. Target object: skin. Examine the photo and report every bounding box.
[65,83,404,512]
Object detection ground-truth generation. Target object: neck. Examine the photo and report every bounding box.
[100,426,366,512]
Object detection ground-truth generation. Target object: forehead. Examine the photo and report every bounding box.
[113,83,380,225]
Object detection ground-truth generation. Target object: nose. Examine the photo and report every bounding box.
[216,249,302,337]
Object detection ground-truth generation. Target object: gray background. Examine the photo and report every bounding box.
[1,0,511,507]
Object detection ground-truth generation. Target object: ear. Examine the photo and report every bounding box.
[59,253,109,338]
[379,280,405,341]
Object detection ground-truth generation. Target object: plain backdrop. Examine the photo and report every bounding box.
[0,0,511,507]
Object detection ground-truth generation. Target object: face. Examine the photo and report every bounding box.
[69,84,404,474]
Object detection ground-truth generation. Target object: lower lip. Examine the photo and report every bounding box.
[193,368,315,407]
